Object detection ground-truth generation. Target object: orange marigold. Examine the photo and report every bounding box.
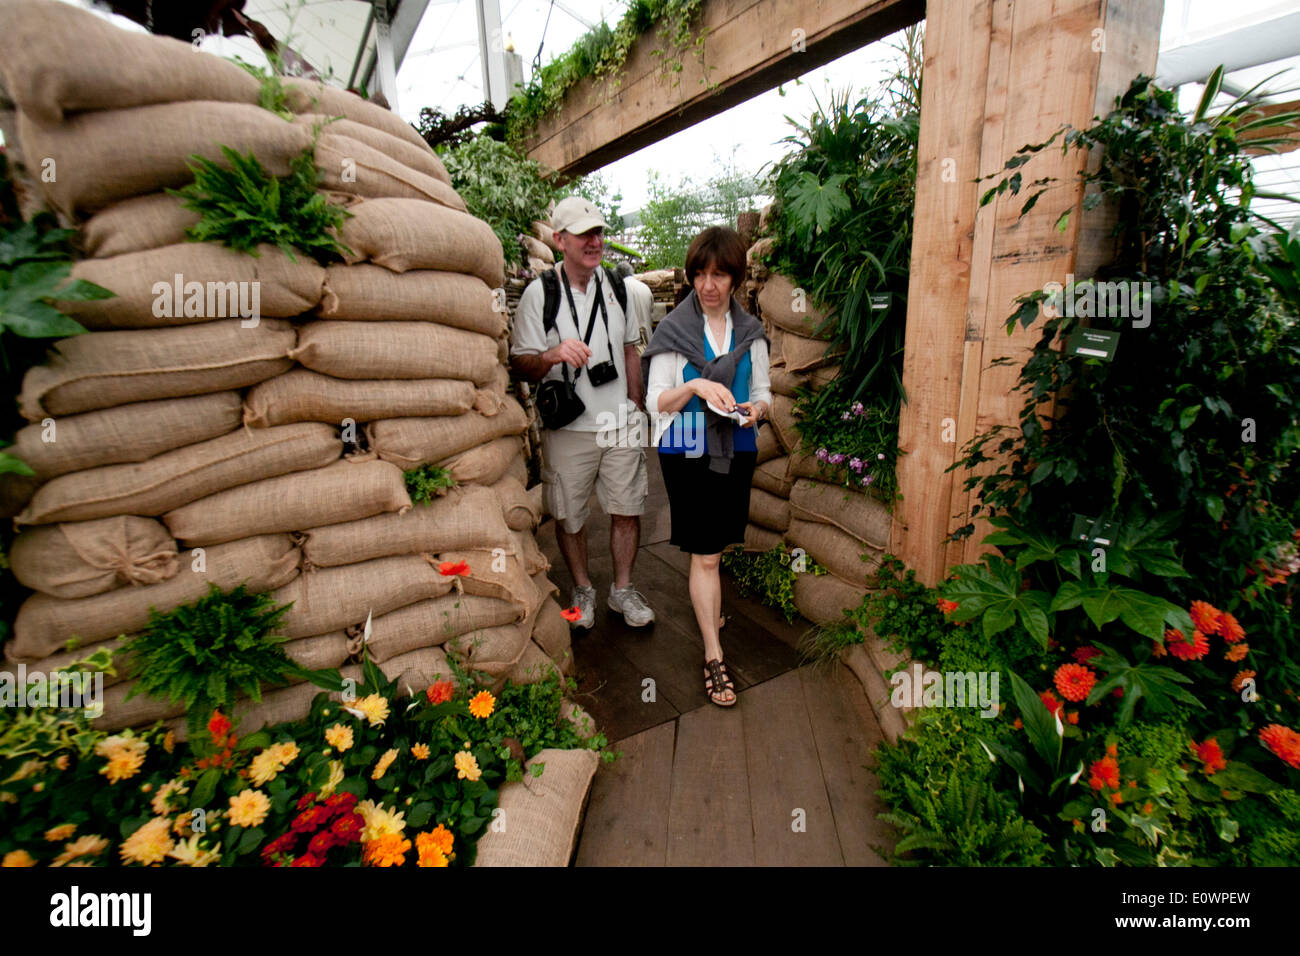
[468,690,495,719]
[1225,643,1250,663]
[1189,600,1222,636]
[362,833,411,867]
[1054,663,1097,702]
[1166,628,1210,661]
[1218,611,1245,643]
[1231,670,1256,694]
[1191,738,1227,775]
[1259,724,1300,769]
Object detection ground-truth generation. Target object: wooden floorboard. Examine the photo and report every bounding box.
[799,663,892,866]
[570,630,680,743]
[575,721,675,866]
[741,669,844,866]
[666,702,754,866]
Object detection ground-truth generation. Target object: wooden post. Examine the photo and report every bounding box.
[891,0,1164,586]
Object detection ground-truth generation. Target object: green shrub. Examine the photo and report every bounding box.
[404,464,457,505]
[721,543,824,623]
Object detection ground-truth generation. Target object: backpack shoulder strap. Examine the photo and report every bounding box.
[540,267,561,335]
[603,265,628,317]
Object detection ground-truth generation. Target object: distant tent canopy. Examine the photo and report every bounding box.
[103,0,320,80]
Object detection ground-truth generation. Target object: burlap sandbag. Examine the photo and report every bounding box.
[769,394,800,454]
[8,533,301,662]
[269,554,457,640]
[93,679,186,732]
[18,102,313,216]
[510,528,549,576]
[789,479,892,550]
[766,327,786,366]
[19,319,295,421]
[81,193,200,259]
[780,332,840,373]
[9,392,243,481]
[445,618,531,678]
[529,599,572,670]
[61,243,325,329]
[787,450,824,481]
[439,436,523,486]
[344,593,522,663]
[532,572,560,606]
[295,115,447,183]
[316,133,466,212]
[500,639,562,685]
[0,0,261,124]
[379,645,456,689]
[756,423,783,464]
[531,220,560,253]
[505,455,529,486]
[282,632,351,673]
[164,458,411,546]
[793,573,872,626]
[289,321,499,385]
[494,475,541,531]
[743,523,783,553]
[768,366,808,397]
[10,516,178,599]
[436,549,540,620]
[473,747,599,867]
[752,455,793,498]
[368,399,529,470]
[758,273,833,339]
[334,199,505,287]
[748,488,791,533]
[300,484,512,570]
[786,518,882,586]
[315,265,506,337]
[18,422,342,526]
[520,235,554,264]
[243,369,482,428]
[808,365,841,392]
[284,78,438,161]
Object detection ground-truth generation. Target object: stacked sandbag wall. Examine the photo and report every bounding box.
[743,233,894,629]
[0,0,571,737]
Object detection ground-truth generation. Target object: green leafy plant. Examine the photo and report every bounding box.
[440,136,556,269]
[721,543,824,623]
[168,146,353,263]
[231,57,294,120]
[404,464,457,504]
[635,160,764,270]
[793,389,900,502]
[123,584,306,732]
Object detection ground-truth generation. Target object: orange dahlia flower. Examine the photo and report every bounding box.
[1218,612,1245,643]
[1231,670,1256,694]
[1189,601,1222,635]
[1225,643,1250,663]
[1259,724,1300,769]
[1166,628,1210,661]
[1054,663,1097,702]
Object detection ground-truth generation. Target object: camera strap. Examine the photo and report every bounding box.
[559,264,616,385]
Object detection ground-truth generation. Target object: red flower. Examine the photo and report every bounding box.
[207,711,231,741]
[1054,663,1097,702]
[297,792,319,812]
[1259,724,1300,769]
[426,680,455,705]
[1166,628,1210,660]
[291,806,330,833]
[331,812,364,842]
[936,599,959,614]
[438,560,470,577]
[290,854,322,868]
[1072,645,1102,664]
[1189,600,1222,635]
[1088,755,1121,791]
[1218,612,1245,643]
[559,606,583,622]
[1191,738,1227,775]
[308,831,337,857]
[260,832,297,860]
[1039,689,1064,719]
[325,792,358,814]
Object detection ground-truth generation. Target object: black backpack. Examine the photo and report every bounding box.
[540,264,628,337]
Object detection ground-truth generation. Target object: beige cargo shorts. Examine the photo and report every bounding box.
[540,426,647,534]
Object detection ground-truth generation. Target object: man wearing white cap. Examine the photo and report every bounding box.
[510,196,655,630]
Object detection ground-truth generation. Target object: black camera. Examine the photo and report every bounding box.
[586,360,619,387]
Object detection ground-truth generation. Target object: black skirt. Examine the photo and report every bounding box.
[658,450,758,554]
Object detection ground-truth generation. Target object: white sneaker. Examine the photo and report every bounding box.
[608,584,655,627]
[570,585,596,629]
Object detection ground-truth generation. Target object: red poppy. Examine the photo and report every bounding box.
[559,606,583,622]
[438,560,470,577]
[426,680,455,705]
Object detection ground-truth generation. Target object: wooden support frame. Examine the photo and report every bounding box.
[891,0,1165,586]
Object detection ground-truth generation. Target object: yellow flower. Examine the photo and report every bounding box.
[354,694,390,728]
[356,799,406,841]
[4,759,46,784]
[44,823,77,842]
[411,742,430,760]
[167,833,221,867]
[271,741,300,765]
[227,789,271,829]
[320,760,345,797]
[468,690,495,719]
[454,751,481,782]
[52,834,109,866]
[119,818,174,866]
[151,778,189,816]
[372,748,399,781]
[324,724,354,751]
[362,833,410,867]
[54,754,70,771]
[2,850,35,867]
[162,731,175,754]
[416,843,448,867]
[424,824,454,856]
[95,734,148,785]
[248,749,281,787]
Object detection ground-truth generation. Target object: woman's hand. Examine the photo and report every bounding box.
[690,378,737,412]
[734,401,764,429]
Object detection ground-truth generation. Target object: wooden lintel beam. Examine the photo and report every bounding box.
[523,0,924,178]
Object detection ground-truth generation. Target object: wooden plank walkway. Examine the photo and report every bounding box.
[538,452,893,866]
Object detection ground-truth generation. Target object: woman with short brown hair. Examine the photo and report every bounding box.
[641,226,771,707]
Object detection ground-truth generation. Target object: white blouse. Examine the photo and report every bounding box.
[645,311,772,447]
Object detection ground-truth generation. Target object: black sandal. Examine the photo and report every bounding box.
[703,658,736,707]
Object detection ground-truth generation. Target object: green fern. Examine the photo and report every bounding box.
[123,584,297,732]
[168,146,353,264]
[405,465,457,505]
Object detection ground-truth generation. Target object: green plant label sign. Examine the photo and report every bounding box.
[1070,513,1119,546]
[1067,328,1119,361]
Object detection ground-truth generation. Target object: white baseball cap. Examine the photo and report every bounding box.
[551,196,607,235]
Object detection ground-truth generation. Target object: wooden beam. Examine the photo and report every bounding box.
[892,0,1164,586]
[523,0,924,177]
